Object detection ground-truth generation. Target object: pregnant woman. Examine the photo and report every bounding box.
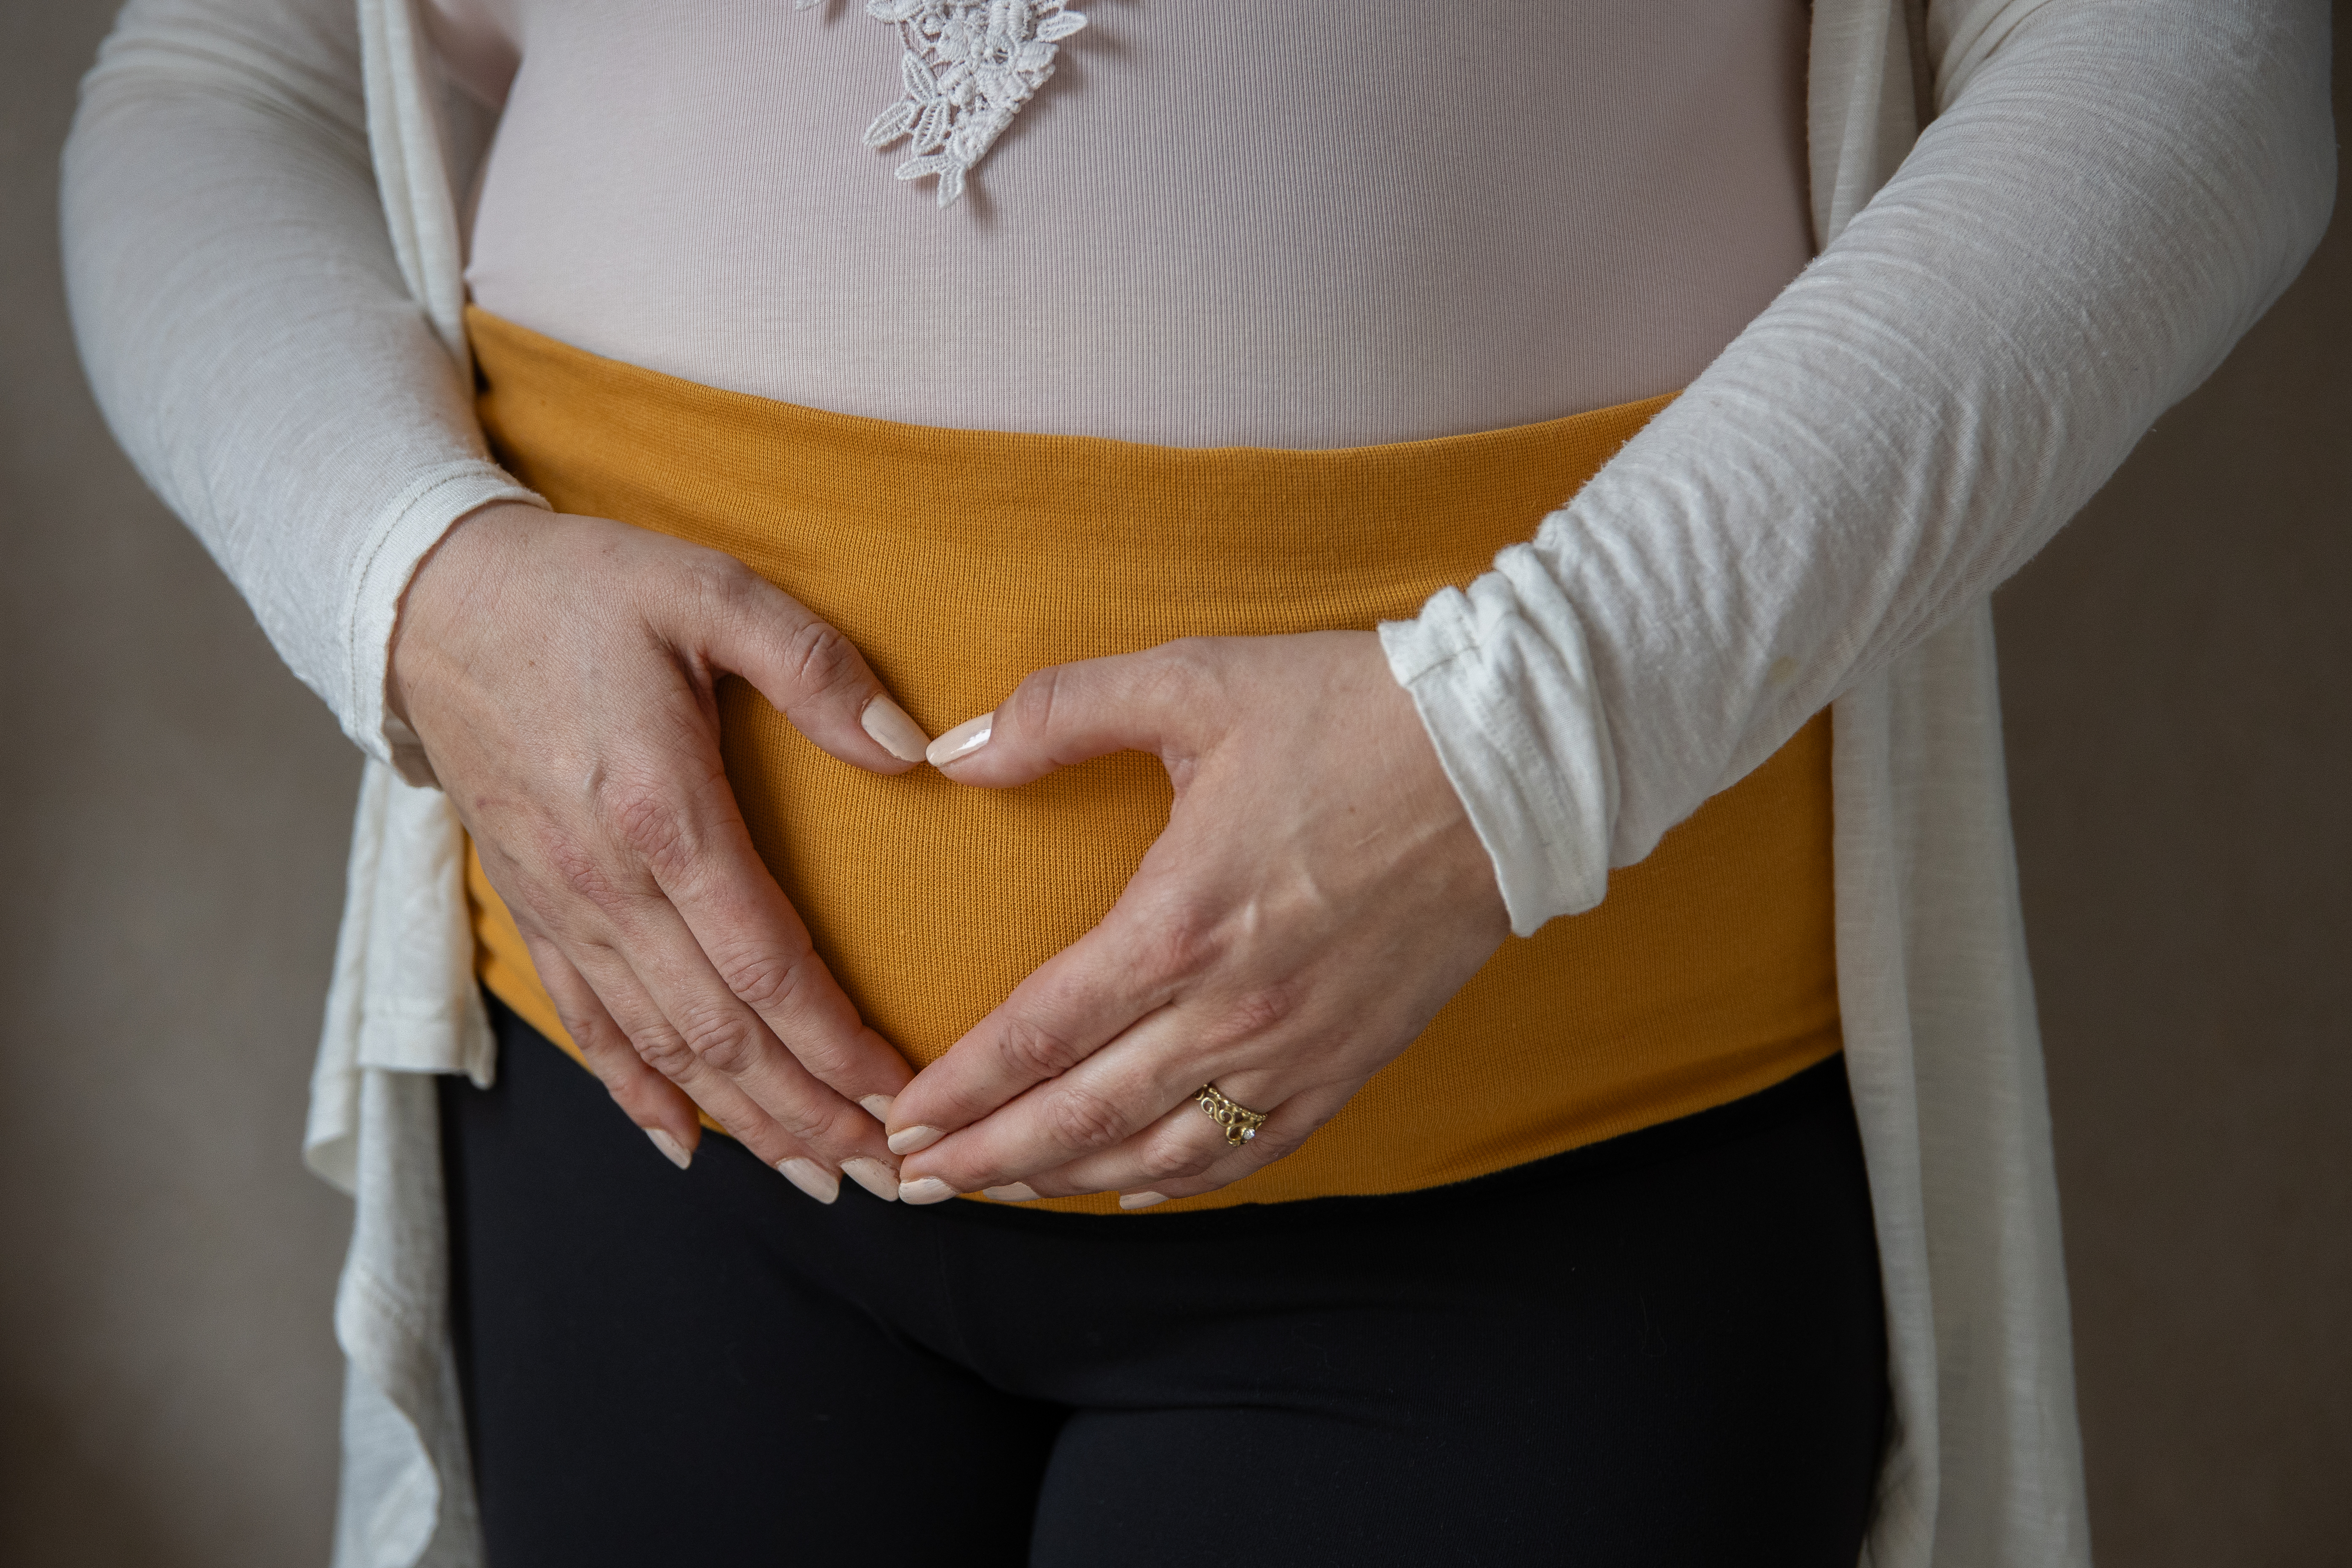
[62,1,2331,1564]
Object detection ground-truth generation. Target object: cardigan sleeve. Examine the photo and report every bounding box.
[63,0,2335,868]
[60,0,542,779]
[1383,0,2336,935]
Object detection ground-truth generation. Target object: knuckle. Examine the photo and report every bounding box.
[1153,636,1214,677]
[1149,638,1220,704]
[1209,983,1298,1049]
[683,550,761,614]
[674,1005,761,1077]
[544,829,627,911]
[1003,663,1068,739]
[784,618,861,700]
[598,782,699,881]
[1042,1084,1132,1153]
[1142,899,1223,978]
[995,1016,1089,1082]
[555,1004,616,1059]
[715,942,814,1018]
[632,1029,698,1082]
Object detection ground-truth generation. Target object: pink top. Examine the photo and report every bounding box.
[426,1,1813,448]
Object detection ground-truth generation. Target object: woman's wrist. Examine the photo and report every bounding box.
[386,499,545,733]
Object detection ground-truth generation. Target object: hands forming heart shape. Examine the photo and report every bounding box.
[394,504,1509,1209]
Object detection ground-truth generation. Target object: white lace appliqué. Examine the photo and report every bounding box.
[795,0,1089,207]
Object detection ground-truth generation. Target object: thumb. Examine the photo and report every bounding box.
[689,564,931,774]
[926,641,1219,787]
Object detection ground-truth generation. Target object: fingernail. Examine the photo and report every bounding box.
[1119,1191,1169,1210]
[887,1124,944,1157]
[898,1176,958,1205]
[860,696,931,763]
[859,1093,896,1123]
[644,1128,692,1170]
[982,1183,1040,1202]
[841,1157,900,1202]
[773,1157,840,1204]
[925,713,993,768]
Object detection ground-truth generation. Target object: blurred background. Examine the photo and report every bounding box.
[3,3,2344,1563]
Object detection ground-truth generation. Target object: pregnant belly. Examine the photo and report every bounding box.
[461,306,1841,1215]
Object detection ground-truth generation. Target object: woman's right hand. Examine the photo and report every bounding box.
[390,501,927,1202]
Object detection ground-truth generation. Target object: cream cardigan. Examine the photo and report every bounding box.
[60,2,2335,1564]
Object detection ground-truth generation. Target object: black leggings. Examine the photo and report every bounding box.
[443,1000,1888,1567]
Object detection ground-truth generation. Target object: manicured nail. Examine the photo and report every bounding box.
[926,713,993,768]
[646,1128,692,1170]
[775,1158,841,1204]
[1119,1191,1169,1210]
[859,1093,896,1123]
[841,1157,900,1202]
[860,696,931,763]
[982,1183,1040,1202]
[898,1176,958,1205]
[887,1124,944,1157]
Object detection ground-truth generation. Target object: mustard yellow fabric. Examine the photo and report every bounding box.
[461,306,1840,1215]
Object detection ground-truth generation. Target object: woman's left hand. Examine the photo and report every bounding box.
[883,630,1511,1207]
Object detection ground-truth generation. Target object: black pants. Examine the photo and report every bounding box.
[443,999,1888,1567]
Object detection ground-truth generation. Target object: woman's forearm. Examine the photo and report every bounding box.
[64,0,2336,884]
[61,0,536,775]
[1388,0,2336,935]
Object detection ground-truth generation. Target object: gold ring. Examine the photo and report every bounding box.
[1195,1083,1268,1146]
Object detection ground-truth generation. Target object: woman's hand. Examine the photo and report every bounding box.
[882,631,1510,1207]
[391,502,929,1201]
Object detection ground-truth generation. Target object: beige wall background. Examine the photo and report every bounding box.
[2,3,2343,1563]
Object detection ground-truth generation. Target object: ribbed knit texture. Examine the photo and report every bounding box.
[462,307,1841,1213]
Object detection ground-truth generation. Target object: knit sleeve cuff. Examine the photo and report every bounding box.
[1378,541,1618,938]
[341,460,546,785]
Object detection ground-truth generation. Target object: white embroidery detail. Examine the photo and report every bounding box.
[795,0,1089,206]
